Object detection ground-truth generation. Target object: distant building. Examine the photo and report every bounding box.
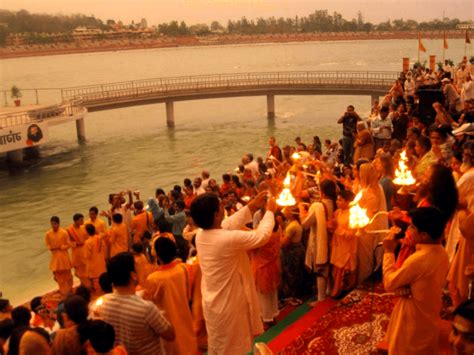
[140,18,147,30]
[457,22,474,30]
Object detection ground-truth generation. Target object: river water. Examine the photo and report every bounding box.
[0,38,469,304]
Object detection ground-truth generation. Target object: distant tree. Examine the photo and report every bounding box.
[210,21,224,32]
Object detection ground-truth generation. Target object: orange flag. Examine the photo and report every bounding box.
[466,30,471,44]
[418,34,426,52]
[443,32,448,49]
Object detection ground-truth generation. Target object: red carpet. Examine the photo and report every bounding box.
[277,290,397,354]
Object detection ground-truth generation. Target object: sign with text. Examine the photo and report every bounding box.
[0,122,49,153]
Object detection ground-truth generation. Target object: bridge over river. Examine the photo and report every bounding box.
[1,71,398,162]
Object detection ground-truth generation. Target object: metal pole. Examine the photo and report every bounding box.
[35,89,39,105]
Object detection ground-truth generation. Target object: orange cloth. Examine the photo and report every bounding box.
[66,224,89,278]
[131,211,152,243]
[85,217,108,235]
[45,228,71,271]
[383,244,449,355]
[134,254,156,288]
[188,257,207,349]
[83,234,107,279]
[144,259,197,355]
[109,223,129,257]
[251,230,281,294]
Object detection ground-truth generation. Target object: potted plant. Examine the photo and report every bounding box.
[11,85,22,107]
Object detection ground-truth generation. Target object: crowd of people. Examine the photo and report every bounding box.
[1,56,474,355]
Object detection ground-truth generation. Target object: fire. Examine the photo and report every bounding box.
[292,152,301,160]
[349,191,370,229]
[393,150,416,186]
[95,296,104,307]
[276,173,296,206]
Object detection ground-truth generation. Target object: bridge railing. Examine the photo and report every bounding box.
[0,99,85,129]
[61,71,399,103]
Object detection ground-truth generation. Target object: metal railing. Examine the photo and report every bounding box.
[0,99,85,129]
[60,71,399,105]
[1,88,63,107]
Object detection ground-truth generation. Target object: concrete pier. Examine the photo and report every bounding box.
[267,94,275,119]
[76,118,86,143]
[6,149,23,164]
[166,101,175,127]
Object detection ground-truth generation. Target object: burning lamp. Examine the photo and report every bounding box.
[349,191,391,236]
[276,173,296,206]
[393,150,416,194]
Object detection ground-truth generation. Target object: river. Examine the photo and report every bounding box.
[0,38,469,304]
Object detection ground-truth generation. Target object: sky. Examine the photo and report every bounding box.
[1,0,473,26]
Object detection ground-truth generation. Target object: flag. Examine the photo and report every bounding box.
[466,30,471,44]
[418,34,426,52]
[443,32,448,49]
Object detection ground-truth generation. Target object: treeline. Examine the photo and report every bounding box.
[0,8,468,43]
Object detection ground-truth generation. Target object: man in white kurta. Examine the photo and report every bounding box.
[192,192,275,354]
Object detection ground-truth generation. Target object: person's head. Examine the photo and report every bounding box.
[106,252,137,288]
[157,219,172,234]
[183,178,192,188]
[85,223,96,237]
[86,320,116,354]
[131,242,143,255]
[346,105,355,114]
[429,126,448,146]
[202,170,210,179]
[241,154,250,165]
[155,237,177,265]
[379,105,389,119]
[193,177,202,188]
[89,207,99,220]
[356,121,366,132]
[133,200,144,212]
[320,179,337,204]
[451,151,463,174]
[174,200,185,212]
[30,297,43,315]
[73,213,84,227]
[110,213,122,225]
[75,285,91,304]
[375,153,394,178]
[450,299,474,354]
[337,189,355,210]
[11,306,31,327]
[408,207,447,243]
[462,142,474,169]
[415,135,432,157]
[50,216,60,231]
[155,188,165,198]
[190,193,222,230]
[269,136,276,147]
[407,127,421,141]
[359,162,379,190]
[98,272,113,294]
[63,295,88,327]
[0,319,14,346]
[222,173,231,184]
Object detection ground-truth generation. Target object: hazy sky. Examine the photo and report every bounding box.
[1,0,473,25]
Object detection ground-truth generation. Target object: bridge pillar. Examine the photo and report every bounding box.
[371,94,379,106]
[267,95,275,119]
[76,118,86,143]
[166,101,175,127]
[7,149,23,164]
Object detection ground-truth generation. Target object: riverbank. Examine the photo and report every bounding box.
[0,30,468,60]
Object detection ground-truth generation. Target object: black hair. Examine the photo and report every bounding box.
[73,213,84,222]
[75,285,91,304]
[320,179,337,206]
[134,200,144,210]
[155,188,165,196]
[170,190,181,201]
[453,299,474,321]
[222,173,231,182]
[27,124,43,142]
[0,319,14,339]
[408,207,446,240]
[86,320,115,353]
[99,272,113,294]
[339,189,355,202]
[426,164,458,223]
[416,135,432,152]
[64,295,88,325]
[112,213,123,224]
[452,150,463,163]
[89,206,99,215]
[183,178,192,187]
[380,105,390,113]
[157,219,172,233]
[85,223,96,236]
[107,252,135,287]
[175,200,185,211]
[131,242,143,254]
[11,306,31,327]
[190,193,221,229]
[174,185,182,193]
[30,297,42,314]
[155,237,177,264]
[50,216,60,224]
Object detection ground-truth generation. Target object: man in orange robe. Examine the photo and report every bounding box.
[109,213,129,258]
[85,206,108,236]
[83,223,107,293]
[131,201,153,244]
[383,207,449,355]
[45,216,73,296]
[66,213,90,287]
[144,237,197,354]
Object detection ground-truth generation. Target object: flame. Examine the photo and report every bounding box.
[95,297,104,307]
[349,191,370,229]
[393,150,416,186]
[276,173,296,206]
[292,152,301,160]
